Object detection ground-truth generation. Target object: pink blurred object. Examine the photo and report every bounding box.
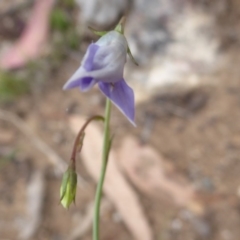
[0,0,55,70]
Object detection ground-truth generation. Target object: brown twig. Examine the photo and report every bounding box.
[0,109,86,184]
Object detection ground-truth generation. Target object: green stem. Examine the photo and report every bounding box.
[93,98,111,240]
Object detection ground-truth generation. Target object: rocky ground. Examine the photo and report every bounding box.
[1,0,240,240]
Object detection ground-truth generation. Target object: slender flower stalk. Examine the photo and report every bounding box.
[60,115,104,209]
[70,115,104,166]
[93,98,111,240]
[61,16,137,240]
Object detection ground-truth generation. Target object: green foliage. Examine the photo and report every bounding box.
[50,5,80,51]
[66,30,80,49]
[0,72,29,102]
[0,150,16,169]
[61,0,75,8]
[50,8,71,32]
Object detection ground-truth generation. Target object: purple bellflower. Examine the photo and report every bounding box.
[63,29,136,125]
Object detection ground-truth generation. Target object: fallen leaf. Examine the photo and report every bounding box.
[118,136,195,207]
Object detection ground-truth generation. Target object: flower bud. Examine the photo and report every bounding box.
[60,165,77,209]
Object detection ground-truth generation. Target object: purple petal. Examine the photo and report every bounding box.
[63,44,99,90]
[82,44,99,71]
[63,67,85,90]
[87,44,126,83]
[98,79,135,126]
[79,77,96,91]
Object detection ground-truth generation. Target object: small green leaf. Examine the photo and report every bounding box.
[88,26,108,37]
[114,16,126,34]
[127,47,139,66]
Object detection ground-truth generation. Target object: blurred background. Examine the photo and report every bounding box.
[0,0,240,239]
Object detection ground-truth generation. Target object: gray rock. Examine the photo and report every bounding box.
[76,0,220,101]
[75,0,128,26]
[125,1,219,102]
